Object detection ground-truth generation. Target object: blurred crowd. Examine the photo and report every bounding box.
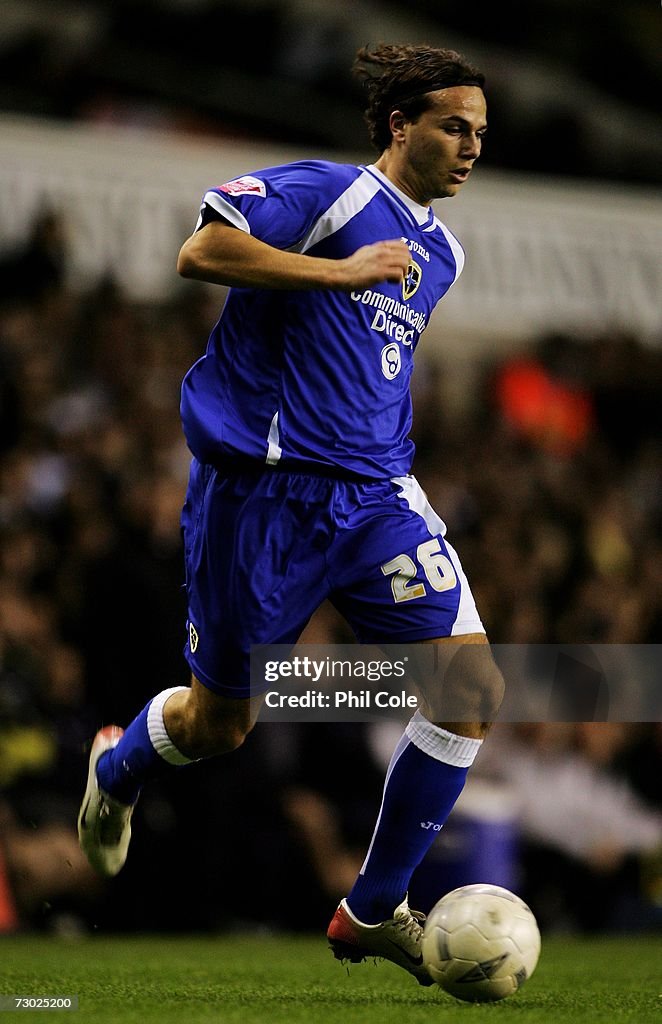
[0,211,660,937]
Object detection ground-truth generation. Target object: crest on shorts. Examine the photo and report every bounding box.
[189,622,199,653]
[402,259,422,300]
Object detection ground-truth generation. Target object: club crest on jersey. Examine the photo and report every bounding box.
[218,175,266,197]
[381,343,402,380]
[402,259,422,301]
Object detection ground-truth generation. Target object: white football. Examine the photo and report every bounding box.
[422,883,541,1002]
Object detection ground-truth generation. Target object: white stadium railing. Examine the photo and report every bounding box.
[2,114,661,352]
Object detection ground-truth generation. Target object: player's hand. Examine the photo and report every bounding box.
[335,240,411,290]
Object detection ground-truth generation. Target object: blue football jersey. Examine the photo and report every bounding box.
[180,160,465,479]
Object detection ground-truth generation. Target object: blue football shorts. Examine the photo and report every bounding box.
[181,460,484,697]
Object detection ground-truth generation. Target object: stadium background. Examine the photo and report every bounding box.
[0,0,661,941]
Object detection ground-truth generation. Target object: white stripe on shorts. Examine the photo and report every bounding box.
[391,475,447,536]
[391,475,484,636]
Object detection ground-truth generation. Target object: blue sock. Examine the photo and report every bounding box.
[96,686,194,805]
[347,713,481,924]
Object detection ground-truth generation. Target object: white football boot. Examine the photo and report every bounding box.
[78,725,134,877]
[327,895,433,986]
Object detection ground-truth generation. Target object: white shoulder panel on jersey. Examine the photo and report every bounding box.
[434,219,465,283]
[194,190,251,234]
[366,164,431,227]
[297,169,381,254]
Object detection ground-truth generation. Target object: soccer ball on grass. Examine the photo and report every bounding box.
[422,883,541,1002]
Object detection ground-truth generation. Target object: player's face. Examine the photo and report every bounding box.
[399,86,487,203]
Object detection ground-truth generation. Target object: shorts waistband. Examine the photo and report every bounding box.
[207,454,385,485]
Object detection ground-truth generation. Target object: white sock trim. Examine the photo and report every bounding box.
[405,710,482,768]
[341,898,382,929]
[147,686,196,766]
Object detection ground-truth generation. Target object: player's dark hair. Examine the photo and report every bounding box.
[353,42,485,152]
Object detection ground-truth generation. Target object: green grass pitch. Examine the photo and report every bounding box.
[1,933,661,1023]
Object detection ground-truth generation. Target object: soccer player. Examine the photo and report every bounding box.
[78,42,504,984]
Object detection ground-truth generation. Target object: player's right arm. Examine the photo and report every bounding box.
[177,220,410,292]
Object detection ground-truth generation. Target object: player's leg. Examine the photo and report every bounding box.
[340,634,502,920]
[160,675,264,757]
[326,477,504,983]
[326,638,500,986]
[78,463,334,876]
[95,676,264,797]
[78,679,263,876]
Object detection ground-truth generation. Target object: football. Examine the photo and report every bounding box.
[422,883,541,1002]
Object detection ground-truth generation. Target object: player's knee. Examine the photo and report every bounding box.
[476,654,505,723]
[455,644,504,722]
[420,641,505,725]
[190,705,254,757]
[173,679,257,758]
[215,715,254,754]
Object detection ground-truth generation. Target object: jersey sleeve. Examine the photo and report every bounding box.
[194,160,353,250]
